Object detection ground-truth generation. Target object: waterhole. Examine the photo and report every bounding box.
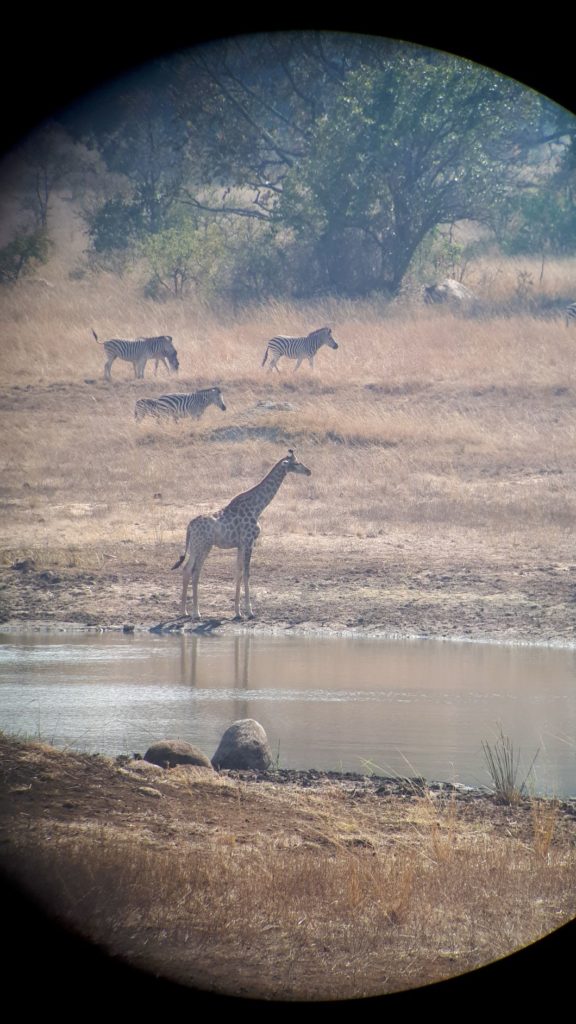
[1,631,574,795]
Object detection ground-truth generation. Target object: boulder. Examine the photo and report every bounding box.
[144,739,212,769]
[424,278,475,305]
[212,719,273,771]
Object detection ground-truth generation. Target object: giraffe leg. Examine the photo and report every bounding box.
[180,561,193,616]
[180,546,210,618]
[242,545,255,619]
[233,547,244,619]
[190,548,211,619]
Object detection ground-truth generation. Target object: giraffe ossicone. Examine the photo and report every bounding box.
[172,449,312,620]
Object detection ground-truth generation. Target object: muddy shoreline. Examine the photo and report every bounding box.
[2,514,575,803]
[1,616,575,652]
[1,540,575,649]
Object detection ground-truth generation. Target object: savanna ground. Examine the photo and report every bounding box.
[2,732,576,1005]
[1,246,576,1003]
[1,260,575,643]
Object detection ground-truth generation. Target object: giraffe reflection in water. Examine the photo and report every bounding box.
[179,634,254,724]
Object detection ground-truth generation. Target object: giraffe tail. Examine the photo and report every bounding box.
[172,520,193,570]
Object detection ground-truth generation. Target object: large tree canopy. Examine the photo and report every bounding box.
[274,52,566,295]
[5,32,574,299]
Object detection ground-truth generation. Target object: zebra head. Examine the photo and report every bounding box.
[212,387,226,411]
[315,326,338,350]
[282,448,312,477]
[163,337,179,373]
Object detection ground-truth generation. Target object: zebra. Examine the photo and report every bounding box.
[261,326,339,372]
[135,387,227,423]
[92,329,179,381]
[565,302,576,327]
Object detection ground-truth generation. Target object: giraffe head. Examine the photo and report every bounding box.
[282,449,312,477]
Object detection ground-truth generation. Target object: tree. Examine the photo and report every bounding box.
[138,213,225,298]
[275,52,569,296]
[499,133,576,258]
[0,229,51,284]
[85,197,146,253]
[2,122,93,229]
[61,32,574,299]
[78,80,196,239]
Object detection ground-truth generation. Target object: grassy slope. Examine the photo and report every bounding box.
[2,208,576,1003]
[1,244,575,583]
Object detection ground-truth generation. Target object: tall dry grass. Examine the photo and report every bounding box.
[8,772,576,1000]
[1,246,576,385]
[1,244,576,579]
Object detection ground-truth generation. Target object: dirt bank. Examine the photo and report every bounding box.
[1,533,575,645]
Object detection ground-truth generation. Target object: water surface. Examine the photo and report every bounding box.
[1,632,574,796]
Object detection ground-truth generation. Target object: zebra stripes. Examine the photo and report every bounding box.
[565,303,576,327]
[135,387,226,423]
[92,330,179,381]
[262,326,339,372]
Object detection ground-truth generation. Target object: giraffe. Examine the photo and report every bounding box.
[171,449,312,620]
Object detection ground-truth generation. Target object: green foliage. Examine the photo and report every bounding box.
[276,53,549,295]
[86,197,146,253]
[139,211,288,303]
[0,230,51,285]
[138,213,225,298]
[500,187,576,256]
[216,220,289,304]
[14,33,574,300]
[91,90,194,236]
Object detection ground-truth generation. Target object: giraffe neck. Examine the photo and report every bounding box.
[228,460,289,518]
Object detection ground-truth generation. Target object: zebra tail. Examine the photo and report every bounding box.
[92,328,100,343]
[261,346,269,367]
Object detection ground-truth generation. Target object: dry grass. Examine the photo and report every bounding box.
[2,261,576,554]
[2,192,576,1004]
[6,763,576,1001]
[1,251,576,648]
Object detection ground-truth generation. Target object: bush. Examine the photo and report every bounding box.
[0,230,51,285]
